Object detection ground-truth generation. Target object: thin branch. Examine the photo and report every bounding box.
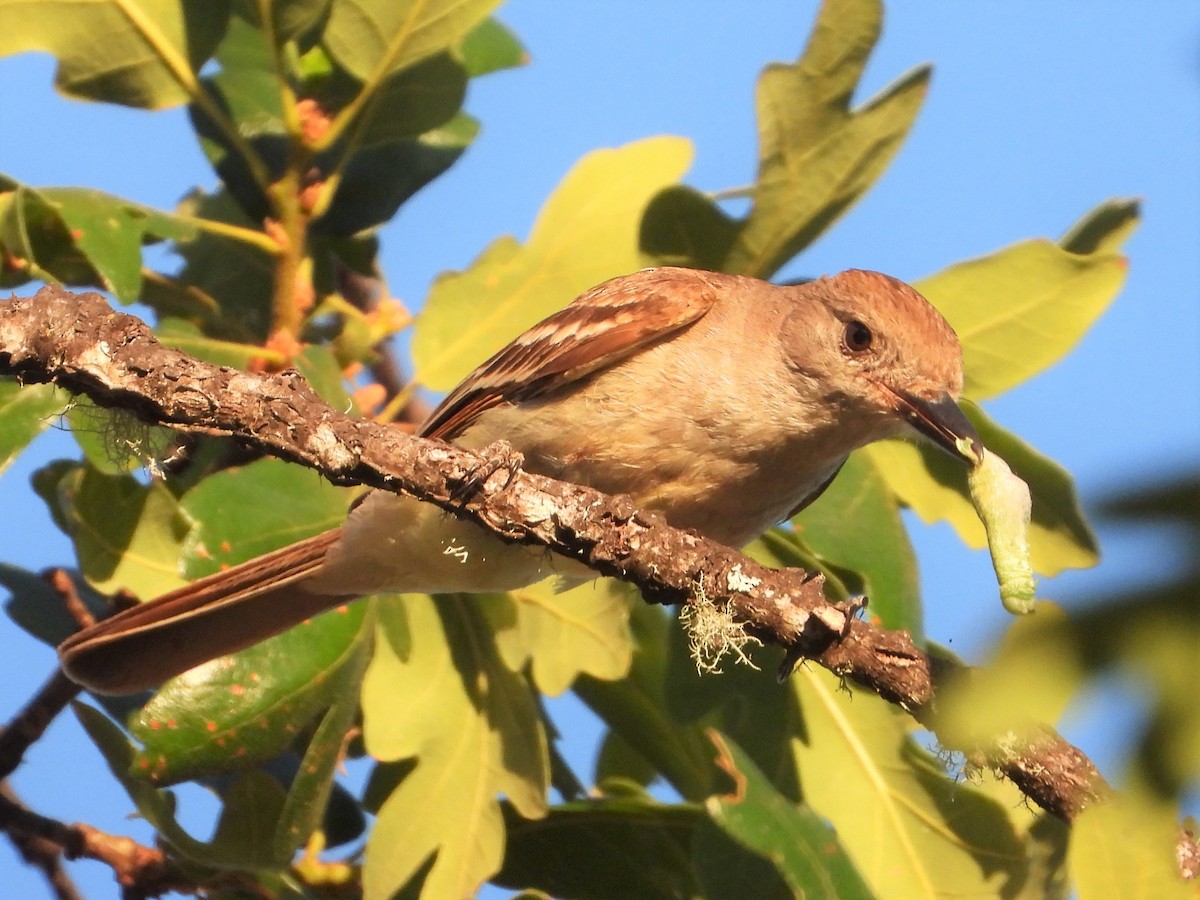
[0,285,1107,821]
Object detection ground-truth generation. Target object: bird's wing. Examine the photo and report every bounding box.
[419,268,719,441]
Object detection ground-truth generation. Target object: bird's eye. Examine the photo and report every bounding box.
[843,320,873,353]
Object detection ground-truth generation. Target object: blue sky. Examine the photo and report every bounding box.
[2,3,1198,896]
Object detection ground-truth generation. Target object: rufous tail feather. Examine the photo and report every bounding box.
[58,528,349,694]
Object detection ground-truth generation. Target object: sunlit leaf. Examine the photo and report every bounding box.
[0,379,68,477]
[361,595,526,900]
[413,136,693,390]
[1070,799,1192,900]
[323,0,500,82]
[867,403,1098,575]
[33,462,190,598]
[792,668,1027,897]
[641,0,927,280]
[0,0,231,108]
[496,578,633,696]
[726,0,928,279]
[916,203,1138,401]
[0,178,195,300]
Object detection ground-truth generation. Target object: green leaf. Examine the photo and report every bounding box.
[127,597,371,784]
[245,0,330,45]
[0,178,195,301]
[155,317,274,367]
[495,794,704,900]
[63,398,181,476]
[867,403,1098,575]
[0,0,231,109]
[1069,799,1192,900]
[703,731,872,899]
[790,452,921,634]
[725,0,929,278]
[361,595,542,900]
[440,596,548,818]
[496,578,634,697]
[0,379,68,477]
[318,52,468,148]
[207,770,289,868]
[662,599,802,802]
[188,15,286,220]
[272,609,374,860]
[916,209,1137,401]
[640,184,743,271]
[170,188,276,341]
[315,112,480,235]
[1059,196,1141,256]
[34,462,190,598]
[119,458,359,783]
[414,136,693,391]
[179,458,348,579]
[322,0,501,83]
[792,668,1027,898]
[457,16,527,77]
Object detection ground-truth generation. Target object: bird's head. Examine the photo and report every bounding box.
[779,269,983,465]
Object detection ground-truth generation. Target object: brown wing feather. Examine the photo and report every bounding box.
[419,267,719,441]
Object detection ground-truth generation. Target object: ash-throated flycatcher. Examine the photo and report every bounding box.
[59,266,981,693]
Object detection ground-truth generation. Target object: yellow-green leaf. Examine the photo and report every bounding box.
[41,463,190,598]
[498,578,634,696]
[917,202,1138,401]
[937,603,1084,749]
[362,594,548,899]
[323,0,500,83]
[413,136,693,390]
[792,668,1027,898]
[1070,799,1192,900]
[0,0,230,108]
[866,403,1098,575]
[0,379,68,476]
[366,713,502,900]
[724,0,929,279]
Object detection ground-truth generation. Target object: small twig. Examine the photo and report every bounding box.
[0,671,82,781]
[46,569,95,630]
[1,782,83,900]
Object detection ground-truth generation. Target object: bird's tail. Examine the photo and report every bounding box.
[57,528,349,695]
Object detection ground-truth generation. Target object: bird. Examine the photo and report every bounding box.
[57,266,982,694]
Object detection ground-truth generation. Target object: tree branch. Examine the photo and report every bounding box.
[0,285,1107,820]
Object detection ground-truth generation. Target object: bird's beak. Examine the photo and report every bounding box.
[891,390,984,465]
